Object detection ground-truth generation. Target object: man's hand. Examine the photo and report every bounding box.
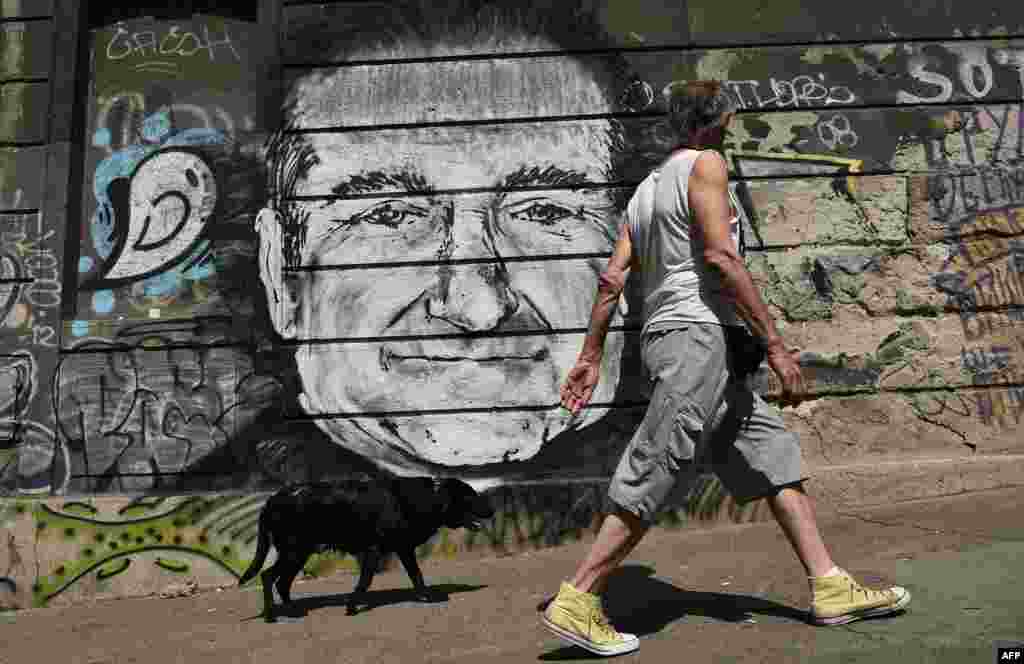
[766,343,806,408]
[560,359,601,415]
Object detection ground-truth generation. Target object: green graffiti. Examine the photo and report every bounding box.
[895,289,943,317]
[60,502,98,517]
[872,322,931,369]
[154,557,190,573]
[751,254,834,322]
[117,498,166,518]
[827,269,867,305]
[96,558,131,580]
[29,493,269,607]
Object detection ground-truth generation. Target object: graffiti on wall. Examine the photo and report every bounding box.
[1,212,66,494]
[71,16,270,335]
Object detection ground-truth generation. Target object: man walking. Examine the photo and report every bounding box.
[541,80,911,657]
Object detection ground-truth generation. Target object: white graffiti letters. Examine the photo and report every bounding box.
[727,75,856,110]
[105,22,241,63]
[0,213,61,347]
[816,113,860,150]
[898,44,1024,104]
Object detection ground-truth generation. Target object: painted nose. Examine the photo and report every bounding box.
[426,202,519,332]
[427,262,519,331]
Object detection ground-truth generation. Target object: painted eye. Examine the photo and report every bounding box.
[509,201,575,226]
[352,200,426,228]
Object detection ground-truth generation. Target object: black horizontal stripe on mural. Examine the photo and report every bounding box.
[281,324,640,347]
[285,399,650,421]
[0,16,52,24]
[67,470,246,482]
[58,339,254,355]
[0,277,33,284]
[0,208,40,216]
[282,110,662,134]
[286,180,638,203]
[0,76,48,85]
[287,252,614,272]
[0,140,45,149]
[282,0,386,5]
[56,325,644,352]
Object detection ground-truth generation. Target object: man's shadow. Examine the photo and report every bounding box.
[246,582,488,622]
[538,565,807,660]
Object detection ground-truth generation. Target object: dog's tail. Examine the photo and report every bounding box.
[238,511,271,586]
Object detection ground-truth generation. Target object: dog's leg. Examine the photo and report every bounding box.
[260,565,279,623]
[396,549,442,602]
[347,549,379,615]
[274,549,310,607]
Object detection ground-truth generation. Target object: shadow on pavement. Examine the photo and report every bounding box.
[539,565,807,660]
[246,583,488,622]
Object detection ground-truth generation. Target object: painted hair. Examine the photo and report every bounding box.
[663,80,737,143]
[270,0,656,266]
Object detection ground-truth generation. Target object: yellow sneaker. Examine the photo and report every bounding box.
[542,582,639,656]
[810,569,911,626]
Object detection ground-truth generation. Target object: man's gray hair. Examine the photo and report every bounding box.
[663,80,738,143]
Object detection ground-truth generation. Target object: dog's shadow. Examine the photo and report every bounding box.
[539,565,807,660]
[257,583,487,622]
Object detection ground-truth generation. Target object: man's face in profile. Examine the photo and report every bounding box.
[259,33,625,474]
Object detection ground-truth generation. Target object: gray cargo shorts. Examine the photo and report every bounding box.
[607,323,807,522]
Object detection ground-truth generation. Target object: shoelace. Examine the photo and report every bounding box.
[590,608,620,640]
[847,577,887,603]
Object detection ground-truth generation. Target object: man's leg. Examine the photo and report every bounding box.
[767,483,834,578]
[568,507,649,594]
[542,326,714,656]
[715,390,912,626]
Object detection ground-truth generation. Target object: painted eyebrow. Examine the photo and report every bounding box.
[500,165,590,190]
[330,169,431,197]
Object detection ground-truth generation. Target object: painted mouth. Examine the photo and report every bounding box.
[379,346,550,372]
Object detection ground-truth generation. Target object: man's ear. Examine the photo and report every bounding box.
[254,208,297,338]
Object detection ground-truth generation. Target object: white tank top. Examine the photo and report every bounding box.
[627,149,742,336]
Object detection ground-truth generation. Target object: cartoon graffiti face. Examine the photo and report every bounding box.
[104,149,217,283]
[259,44,624,474]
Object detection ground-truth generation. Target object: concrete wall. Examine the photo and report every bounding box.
[2,0,1024,609]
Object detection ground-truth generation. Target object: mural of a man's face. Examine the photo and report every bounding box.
[258,28,626,475]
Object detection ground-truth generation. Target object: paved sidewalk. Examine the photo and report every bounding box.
[2,486,1023,664]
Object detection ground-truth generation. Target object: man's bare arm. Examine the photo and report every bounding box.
[687,151,784,351]
[579,220,633,363]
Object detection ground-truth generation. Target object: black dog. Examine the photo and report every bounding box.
[238,476,495,622]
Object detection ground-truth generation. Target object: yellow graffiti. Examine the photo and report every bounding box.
[728,149,864,193]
